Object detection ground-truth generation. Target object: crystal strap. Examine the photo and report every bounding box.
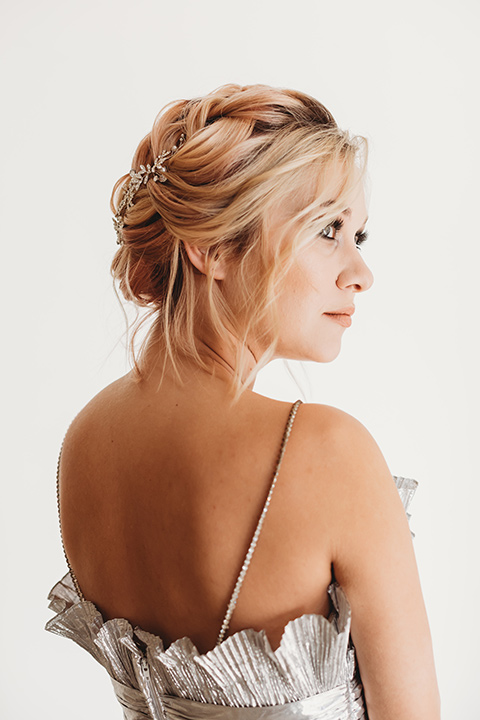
[216,399,303,645]
[55,432,86,601]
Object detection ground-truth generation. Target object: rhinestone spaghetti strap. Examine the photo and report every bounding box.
[216,399,303,646]
[55,434,86,601]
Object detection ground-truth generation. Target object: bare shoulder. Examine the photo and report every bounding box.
[296,401,393,488]
[293,401,402,551]
[60,374,132,473]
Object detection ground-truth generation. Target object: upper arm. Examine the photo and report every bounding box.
[322,410,440,720]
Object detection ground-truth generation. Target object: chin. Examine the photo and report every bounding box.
[309,338,344,363]
[274,330,344,363]
[314,348,342,363]
[279,341,342,364]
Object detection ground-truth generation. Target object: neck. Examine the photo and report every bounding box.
[139,323,260,394]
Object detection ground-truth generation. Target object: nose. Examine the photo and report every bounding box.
[336,252,374,293]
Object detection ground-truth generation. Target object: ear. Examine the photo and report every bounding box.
[182,241,227,280]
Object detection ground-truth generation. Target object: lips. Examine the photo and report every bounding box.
[324,305,355,316]
[323,305,355,328]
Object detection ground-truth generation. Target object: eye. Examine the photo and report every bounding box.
[318,217,369,250]
[319,217,344,240]
[355,230,368,250]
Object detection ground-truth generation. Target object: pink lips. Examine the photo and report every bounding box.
[324,305,355,328]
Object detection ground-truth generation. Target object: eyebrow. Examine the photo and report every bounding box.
[316,201,368,226]
[341,207,369,225]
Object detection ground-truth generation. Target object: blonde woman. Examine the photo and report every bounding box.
[46,84,440,720]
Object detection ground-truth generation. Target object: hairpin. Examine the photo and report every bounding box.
[113,133,186,245]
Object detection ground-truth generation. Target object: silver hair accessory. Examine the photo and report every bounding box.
[113,133,186,245]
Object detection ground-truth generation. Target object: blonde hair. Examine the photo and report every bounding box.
[110,83,367,402]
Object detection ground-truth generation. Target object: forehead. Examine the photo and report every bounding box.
[266,160,367,231]
[337,186,368,221]
[308,160,366,209]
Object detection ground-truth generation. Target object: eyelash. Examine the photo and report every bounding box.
[320,217,368,249]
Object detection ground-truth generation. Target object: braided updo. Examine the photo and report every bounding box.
[110,83,367,400]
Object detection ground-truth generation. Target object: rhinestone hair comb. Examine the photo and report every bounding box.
[113,133,186,245]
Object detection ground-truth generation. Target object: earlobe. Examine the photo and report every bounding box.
[182,241,227,280]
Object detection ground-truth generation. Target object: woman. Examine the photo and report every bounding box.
[46,84,440,719]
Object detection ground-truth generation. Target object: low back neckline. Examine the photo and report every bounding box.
[55,398,304,646]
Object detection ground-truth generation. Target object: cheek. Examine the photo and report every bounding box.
[284,251,332,305]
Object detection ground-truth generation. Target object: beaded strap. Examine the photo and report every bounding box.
[56,435,86,601]
[216,399,303,645]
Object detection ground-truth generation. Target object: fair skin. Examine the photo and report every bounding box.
[59,180,440,719]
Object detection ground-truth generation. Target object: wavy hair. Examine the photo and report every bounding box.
[110,83,367,402]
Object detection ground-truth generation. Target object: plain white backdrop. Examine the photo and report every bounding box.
[1,0,479,717]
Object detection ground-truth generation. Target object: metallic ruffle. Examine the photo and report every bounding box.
[45,475,417,719]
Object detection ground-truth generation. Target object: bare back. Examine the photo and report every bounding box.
[58,371,339,654]
[56,368,441,717]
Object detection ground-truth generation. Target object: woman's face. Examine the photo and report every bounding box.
[270,178,373,363]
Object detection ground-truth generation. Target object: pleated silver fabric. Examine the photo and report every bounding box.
[45,475,417,720]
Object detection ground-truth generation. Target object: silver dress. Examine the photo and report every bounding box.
[45,400,418,720]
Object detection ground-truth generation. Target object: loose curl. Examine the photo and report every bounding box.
[110,83,367,402]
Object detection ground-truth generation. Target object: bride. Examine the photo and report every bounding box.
[47,83,440,720]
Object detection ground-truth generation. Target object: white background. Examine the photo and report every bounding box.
[1,1,479,718]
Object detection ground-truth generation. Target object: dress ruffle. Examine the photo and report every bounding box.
[45,475,417,718]
[45,575,356,701]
